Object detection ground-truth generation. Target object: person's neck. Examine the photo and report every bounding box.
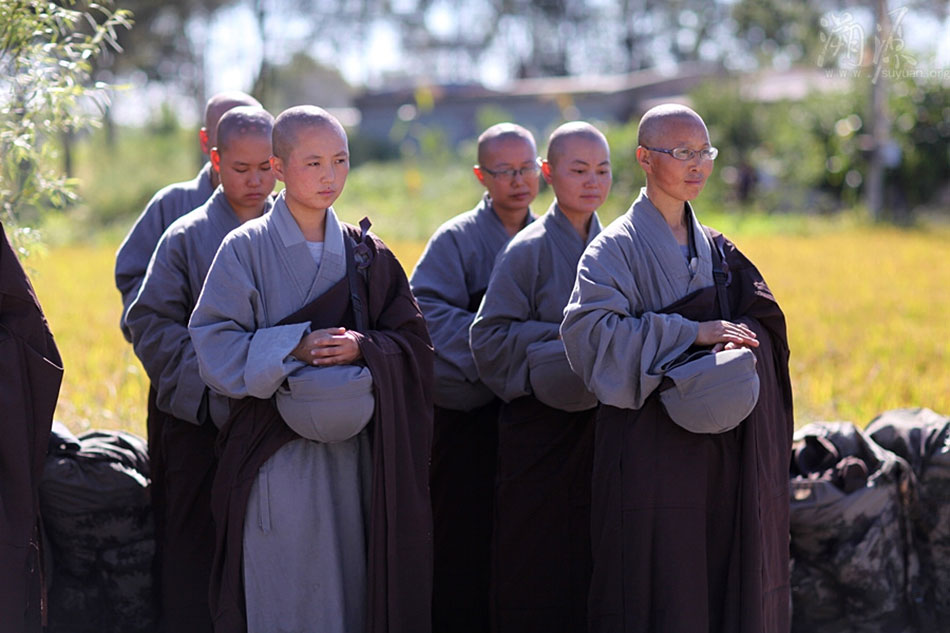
[233,203,267,225]
[493,205,529,238]
[209,162,220,189]
[286,199,327,242]
[643,185,688,232]
[557,203,594,241]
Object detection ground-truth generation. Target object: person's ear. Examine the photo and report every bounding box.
[211,148,221,173]
[635,146,652,174]
[199,127,211,156]
[270,155,286,182]
[540,159,553,184]
[473,165,487,186]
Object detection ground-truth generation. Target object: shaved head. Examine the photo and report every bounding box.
[547,121,609,167]
[215,107,274,154]
[477,123,536,166]
[203,91,262,146]
[637,103,707,148]
[272,105,348,160]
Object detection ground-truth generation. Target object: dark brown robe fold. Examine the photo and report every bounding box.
[0,223,64,633]
[589,231,793,633]
[209,225,434,633]
[492,396,596,633]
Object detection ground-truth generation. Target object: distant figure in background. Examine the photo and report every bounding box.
[115,90,262,340]
[560,104,793,632]
[470,121,610,633]
[0,223,64,633]
[126,107,277,633]
[112,90,260,627]
[189,105,433,633]
[408,122,538,633]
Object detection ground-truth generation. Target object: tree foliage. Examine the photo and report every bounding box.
[0,0,131,246]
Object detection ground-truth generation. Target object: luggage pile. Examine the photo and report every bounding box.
[790,408,950,633]
[40,422,157,633]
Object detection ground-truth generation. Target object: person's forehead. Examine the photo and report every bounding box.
[557,134,610,160]
[482,136,536,164]
[219,132,272,158]
[657,118,709,146]
[290,124,348,154]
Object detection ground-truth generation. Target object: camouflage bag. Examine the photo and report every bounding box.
[789,421,920,633]
[40,422,157,633]
[868,407,950,630]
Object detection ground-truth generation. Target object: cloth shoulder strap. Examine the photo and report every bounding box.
[343,217,373,333]
[703,226,731,321]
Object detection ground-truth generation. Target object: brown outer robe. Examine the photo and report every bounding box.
[0,223,64,633]
[588,231,793,633]
[208,224,434,633]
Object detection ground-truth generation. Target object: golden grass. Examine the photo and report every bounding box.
[25,225,950,437]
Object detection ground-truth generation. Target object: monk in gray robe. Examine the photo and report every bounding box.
[560,104,793,633]
[126,107,276,632]
[470,122,611,633]
[409,122,538,633]
[115,91,262,341]
[113,91,260,613]
[189,106,433,633]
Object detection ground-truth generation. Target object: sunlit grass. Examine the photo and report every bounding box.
[25,221,950,436]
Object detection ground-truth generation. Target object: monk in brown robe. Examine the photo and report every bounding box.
[0,223,64,633]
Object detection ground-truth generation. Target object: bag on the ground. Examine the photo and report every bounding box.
[40,421,157,633]
[789,421,920,633]
[868,407,950,629]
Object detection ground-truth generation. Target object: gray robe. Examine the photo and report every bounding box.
[470,203,601,408]
[126,187,263,427]
[560,189,709,410]
[469,203,602,632]
[189,193,369,633]
[116,162,215,341]
[409,194,532,411]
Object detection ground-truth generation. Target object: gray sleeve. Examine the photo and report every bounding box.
[470,244,559,403]
[560,237,699,410]
[115,193,178,342]
[410,230,481,383]
[126,230,206,424]
[188,238,309,400]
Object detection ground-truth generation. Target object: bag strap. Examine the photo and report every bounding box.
[703,227,731,321]
[343,217,373,333]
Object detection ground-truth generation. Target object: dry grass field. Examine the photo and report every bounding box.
[25,225,950,438]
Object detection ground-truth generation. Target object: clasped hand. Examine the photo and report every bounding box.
[695,320,759,354]
[291,327,362,366]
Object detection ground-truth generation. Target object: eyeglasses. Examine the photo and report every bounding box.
[479,163,541,180]
[641,145,719,161]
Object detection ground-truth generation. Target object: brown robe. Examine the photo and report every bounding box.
[208,224,434,633]
[0,223,64,632]
[589,232,793,633]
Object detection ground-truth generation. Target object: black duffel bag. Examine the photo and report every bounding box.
[40,422,157,633]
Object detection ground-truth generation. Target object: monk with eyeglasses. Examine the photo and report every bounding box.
[409,122,539,633]
[561,104,793,633]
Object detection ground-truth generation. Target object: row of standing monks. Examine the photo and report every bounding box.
[1,92,794,633]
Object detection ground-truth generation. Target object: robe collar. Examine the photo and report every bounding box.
[204,186,273,237]
[270,190,347,302]
[480,193,534,235]
[630,188,713,294]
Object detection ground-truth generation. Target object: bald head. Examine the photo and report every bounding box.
[477,123,536,166]
[215,107,274,154]
[272,105,347,161]
[637,104,707,148]
[547,121,609,167]
[203,91,262,147]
